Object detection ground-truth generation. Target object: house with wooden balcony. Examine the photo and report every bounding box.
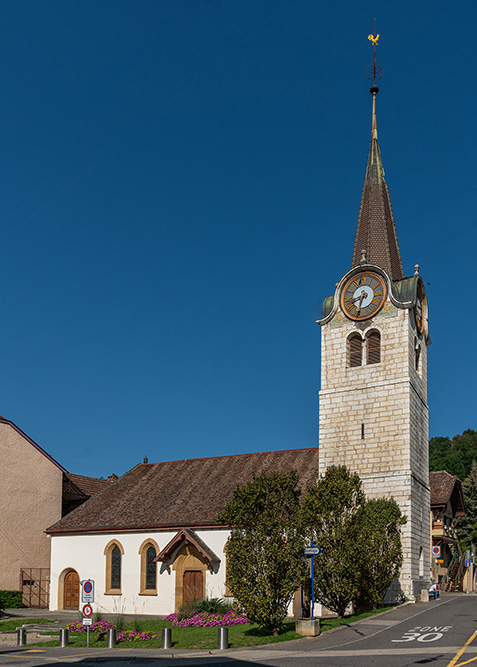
[430,471,466,591]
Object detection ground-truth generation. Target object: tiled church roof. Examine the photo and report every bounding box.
[47,448,318,534]
[351,91,404,280]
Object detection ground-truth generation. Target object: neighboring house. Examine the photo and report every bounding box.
[430,471,466,591]
[0,415,112,607]
[47,449,318,614]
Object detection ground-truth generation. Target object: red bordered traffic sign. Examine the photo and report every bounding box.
[82,604,93,617]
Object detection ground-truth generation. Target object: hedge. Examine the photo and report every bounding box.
[0,590,23,609]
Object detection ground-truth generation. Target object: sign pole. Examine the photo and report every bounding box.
[311,540,315,620]
[87,625,90,648]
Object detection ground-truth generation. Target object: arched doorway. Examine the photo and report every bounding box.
[173,545,207,611]
[63,570,80,609]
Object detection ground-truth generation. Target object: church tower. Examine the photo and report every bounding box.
[316,68,431,601]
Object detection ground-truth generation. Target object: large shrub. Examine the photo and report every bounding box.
[217,470,306,635]
[0,590,23,609]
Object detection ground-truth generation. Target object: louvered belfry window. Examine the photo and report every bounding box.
[349,335,363,367]
[366,330,381,365]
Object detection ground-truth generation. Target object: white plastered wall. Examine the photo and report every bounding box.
[50,528,230,615]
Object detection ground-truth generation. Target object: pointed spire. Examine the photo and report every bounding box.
[351,86,404,280]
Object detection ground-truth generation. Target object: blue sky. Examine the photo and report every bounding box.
[1,1,475,478]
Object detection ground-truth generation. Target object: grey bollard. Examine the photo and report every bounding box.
[217,626,228,650]
[161,627,172,649]
[59,628,69,647]
[17,627,27,646]
[106,628,116,648]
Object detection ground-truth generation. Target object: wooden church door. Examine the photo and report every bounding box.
[64,570,80,609]
[183,570,203,604]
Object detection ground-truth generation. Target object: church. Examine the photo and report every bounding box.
[47,79,431,613]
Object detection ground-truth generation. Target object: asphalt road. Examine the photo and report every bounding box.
[2,594,477,667]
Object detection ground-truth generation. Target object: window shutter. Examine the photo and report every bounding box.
[367,331,381,364]
[349,335,363,367]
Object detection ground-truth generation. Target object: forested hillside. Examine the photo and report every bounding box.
[429,430,477,480]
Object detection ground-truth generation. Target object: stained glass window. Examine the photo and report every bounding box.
[145,545,157,590]
[111,545,121,590]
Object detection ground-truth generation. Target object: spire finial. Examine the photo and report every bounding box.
[367,23,382,140]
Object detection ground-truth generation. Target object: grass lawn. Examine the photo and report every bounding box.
[0,619,54,632]
[31,607,389,650]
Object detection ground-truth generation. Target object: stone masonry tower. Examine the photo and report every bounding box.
[316,81,431,602]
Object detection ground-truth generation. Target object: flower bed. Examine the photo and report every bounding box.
[66,621,158,643]
[67,621,114,633]
[116,630,158,642]
[163,609,249,628]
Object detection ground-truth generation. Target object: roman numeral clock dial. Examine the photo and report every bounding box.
[340,272,387,321]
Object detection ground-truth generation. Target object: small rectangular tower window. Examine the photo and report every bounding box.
[361,423,365,439]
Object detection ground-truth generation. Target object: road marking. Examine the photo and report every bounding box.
[447,630,477,667]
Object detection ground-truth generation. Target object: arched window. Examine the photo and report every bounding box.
[138,539,159,595]
[348,334,363,367]
[366,330,381,365]
[104,540,124,595]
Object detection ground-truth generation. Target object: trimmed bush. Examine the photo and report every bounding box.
[0,590,23,609]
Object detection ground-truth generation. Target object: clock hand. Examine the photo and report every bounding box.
[357,290,366,312]
[346,292,367,304]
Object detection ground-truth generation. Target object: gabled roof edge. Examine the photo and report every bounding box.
[0,416,67,473]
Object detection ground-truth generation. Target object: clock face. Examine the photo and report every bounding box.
[341,272,387,321]
[414,282,424,333]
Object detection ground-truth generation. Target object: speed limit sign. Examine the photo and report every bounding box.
[432,546,441,558]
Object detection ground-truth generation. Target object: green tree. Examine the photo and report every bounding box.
[429,430,477,480]
[217,470,306,635]
[457,463,477,549]
[356,498,405,608]
[301,465,365,617]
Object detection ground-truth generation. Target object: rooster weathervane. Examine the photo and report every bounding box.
[366,24,383,87]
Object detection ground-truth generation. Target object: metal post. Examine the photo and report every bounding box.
[106,628,116,648]
[311,540,315,620]
[59,628,69,647]
[217,627,228,650]
[16,627,27,646]
[161,627,172,649]
[87,625,90,648]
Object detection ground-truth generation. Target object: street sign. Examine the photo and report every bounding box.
[82,603,93,618]
[465,559,471,567]
[83,618,92,626]
[432,546,441,558]
[304,546,323,556]
[81,580,95,604]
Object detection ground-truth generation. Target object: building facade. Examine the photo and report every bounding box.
[48,449,318,614]
[0,415,110,607]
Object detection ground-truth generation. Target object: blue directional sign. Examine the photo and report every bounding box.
[304,546,323,556]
